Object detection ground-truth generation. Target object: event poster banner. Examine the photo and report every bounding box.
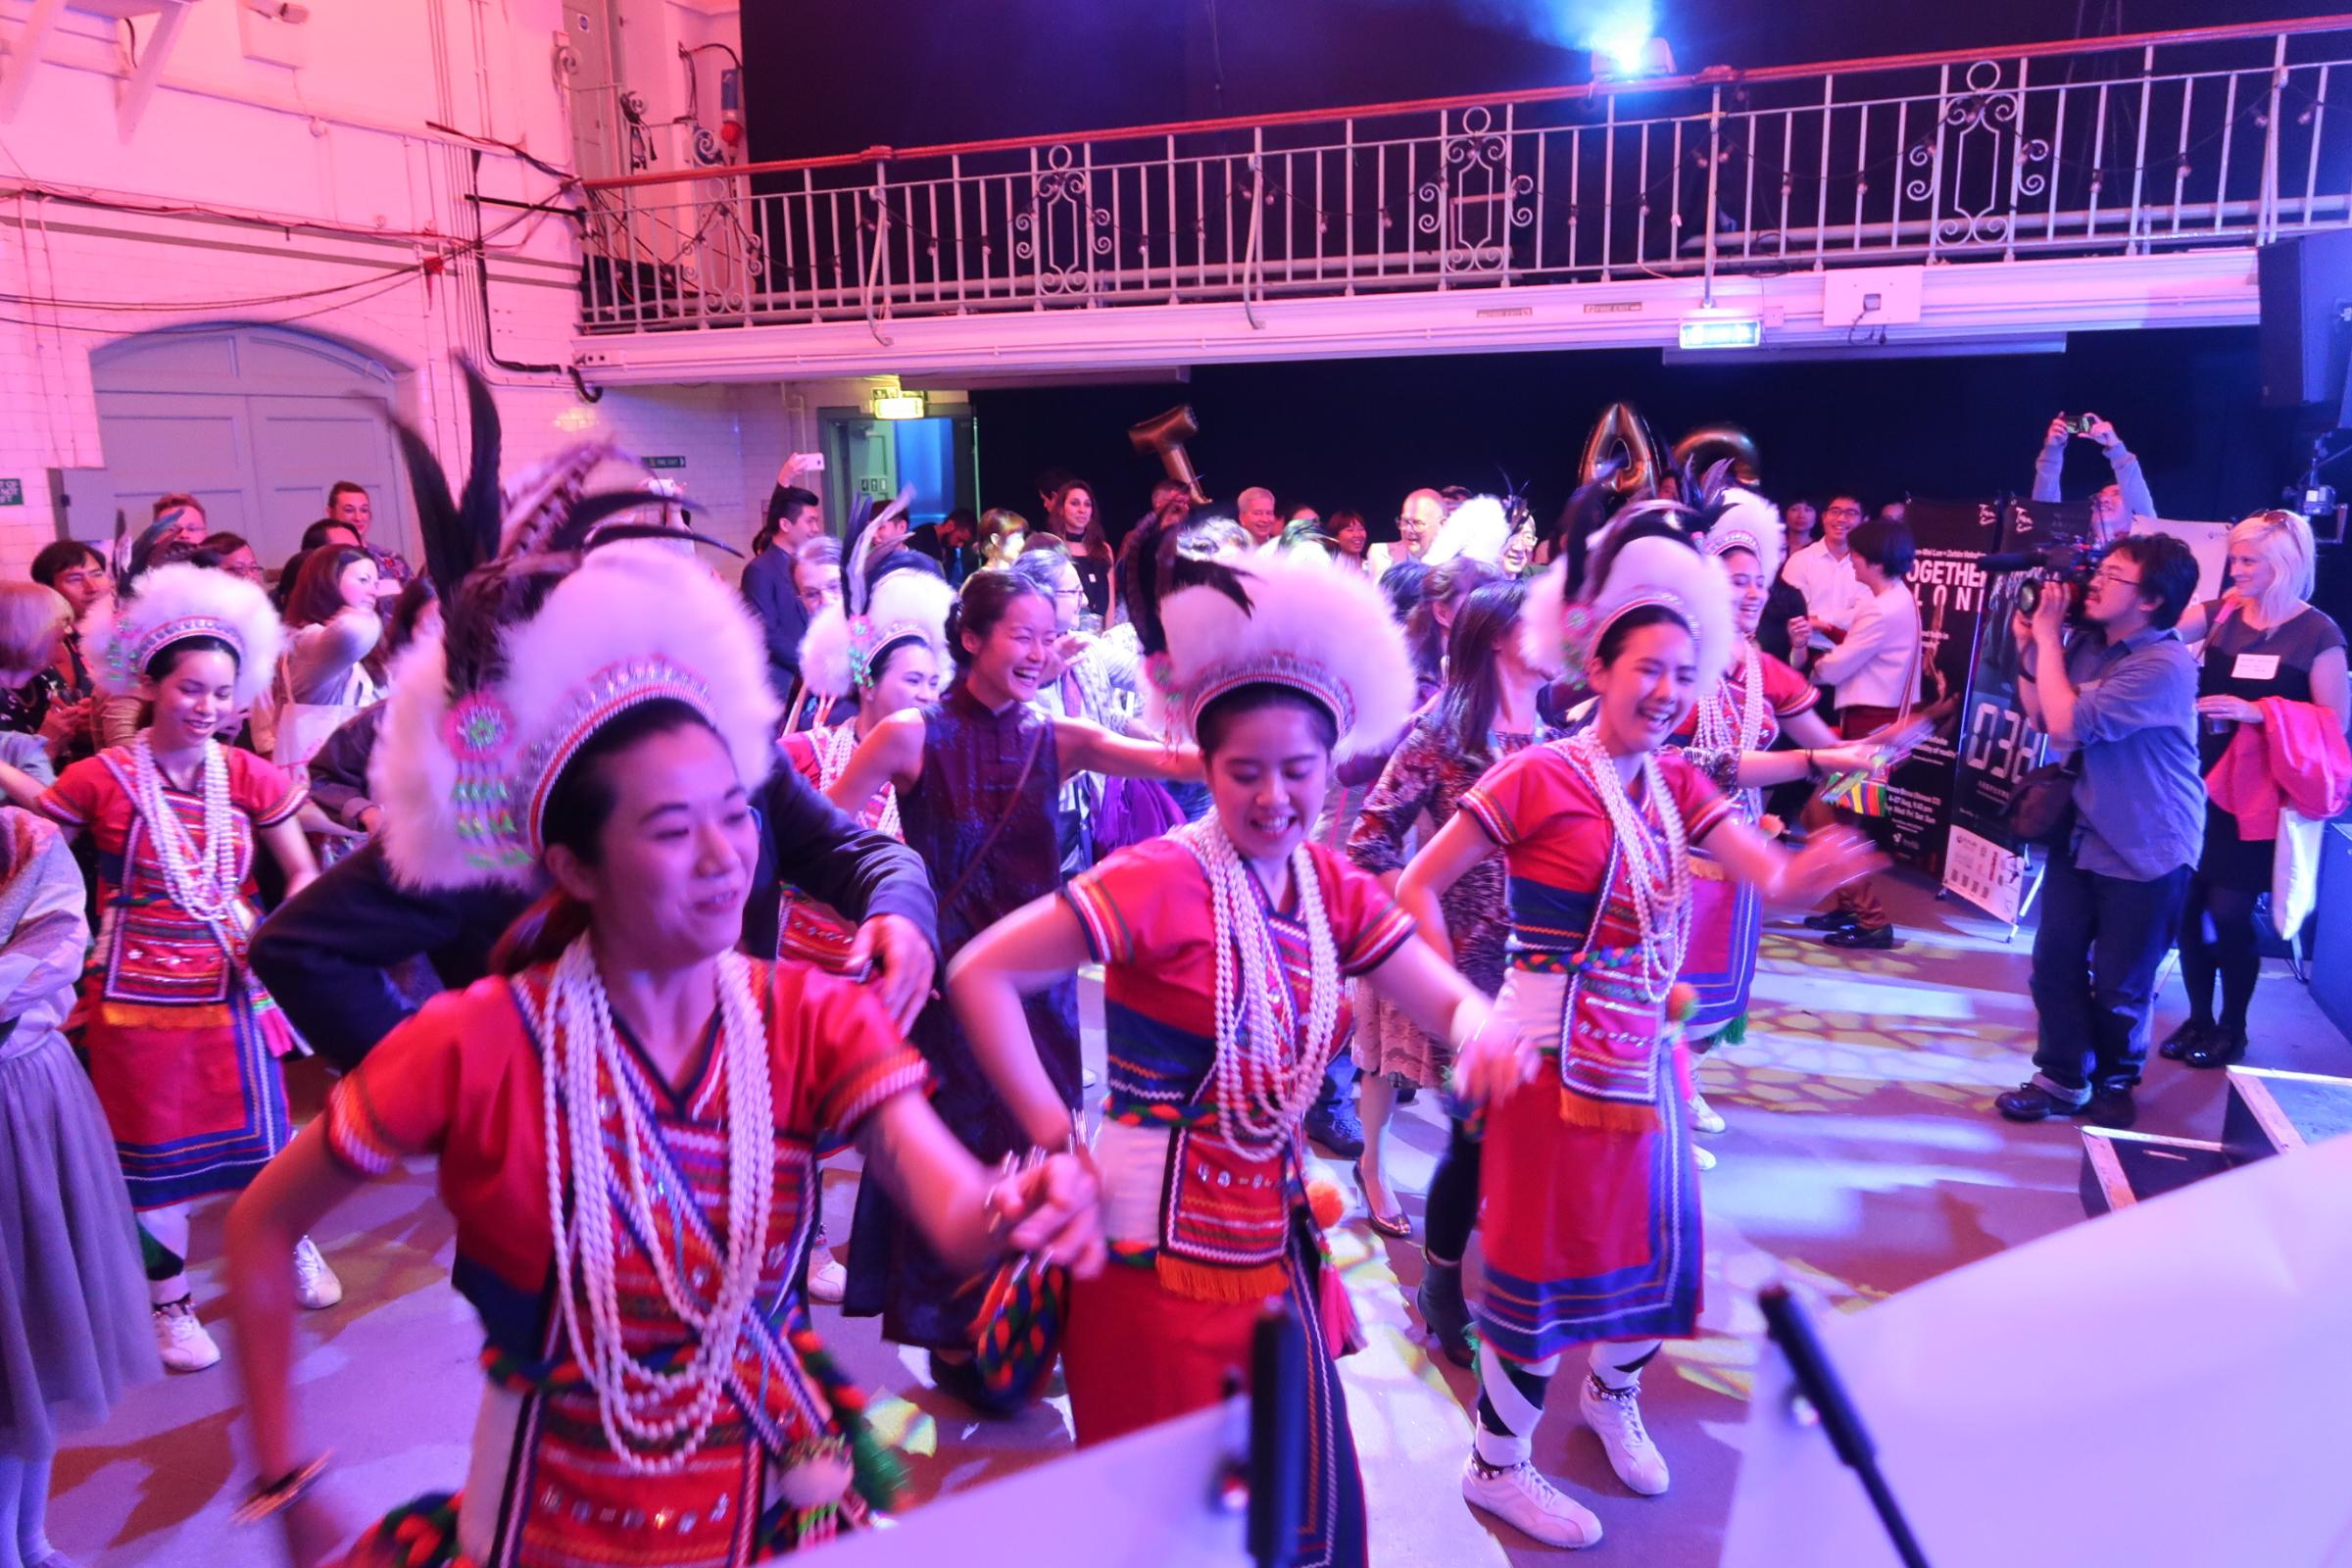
[1881,499,2005,870]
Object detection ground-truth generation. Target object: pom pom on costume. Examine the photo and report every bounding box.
[798,567,956,702]
[88,561,286,710]
[1305,1169,1347,1231]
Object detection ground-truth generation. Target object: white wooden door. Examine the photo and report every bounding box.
[70,325,410,572]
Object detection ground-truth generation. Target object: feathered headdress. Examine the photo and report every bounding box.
[1524,532,1734,692]
[1127,515,1413,760]
[1699,485,1786,582]
[1421,495,1510,569]
[371,368,765,891]
[372,544,779,891]
[799,565,955,701]
[89,561,285,709]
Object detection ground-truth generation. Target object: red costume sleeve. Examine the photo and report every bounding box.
[768,960,929,1142]
[1310,845,1418,975]
[1061,837,1194,966]
[1760,651,1818,717]
[227,746,310,826]
[1457,745,1555,848]
[34,755,108,829]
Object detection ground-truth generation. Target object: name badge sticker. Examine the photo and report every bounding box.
[2230,653,2280,682]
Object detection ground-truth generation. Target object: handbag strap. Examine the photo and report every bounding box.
[935,717,1050,917]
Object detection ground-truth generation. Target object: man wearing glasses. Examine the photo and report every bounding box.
[1782,493,1868,657]
[1367,487,1446,578]
[1998,532,2204,1129]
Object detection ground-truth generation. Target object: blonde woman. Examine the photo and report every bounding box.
[2166,509,2349,1067]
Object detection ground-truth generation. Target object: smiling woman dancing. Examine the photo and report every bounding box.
[948,528,1515,1568]
[820,565,1199,1408]
[1400,536,1878,1550]
[222,525,1102,1568]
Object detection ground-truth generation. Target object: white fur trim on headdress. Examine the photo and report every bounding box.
[1702,487,1785,583]
[1144,549,1413,761]
[371,545,780,892]
[799,566,955,701]
[1421,495,1509,568]
[1523,536,1734,691]
[89,562,285,710]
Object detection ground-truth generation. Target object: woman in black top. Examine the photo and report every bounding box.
[2167,510,2350,1066]
[1045,478,1113,621]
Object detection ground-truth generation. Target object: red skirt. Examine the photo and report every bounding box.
[1474,968,1704,1365]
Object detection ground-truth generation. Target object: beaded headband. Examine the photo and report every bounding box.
[1164,652,1358,741]
[88,562,284,709]
[115,614,246,686]
[847,619,928,691]
[438,658,717,873]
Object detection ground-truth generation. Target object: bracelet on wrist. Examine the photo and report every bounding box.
[232,1452,330,1526]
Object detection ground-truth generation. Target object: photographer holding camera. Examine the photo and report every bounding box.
[1997,532,2204,1128]
[2033,413,2157,543]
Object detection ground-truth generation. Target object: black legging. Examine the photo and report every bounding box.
[1423,1116,1483,1265]
[2178,874,2264,1035]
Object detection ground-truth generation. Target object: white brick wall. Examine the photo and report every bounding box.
[0,0,772,576]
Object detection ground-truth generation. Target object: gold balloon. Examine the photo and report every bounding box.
[1579,402,1660,497]
[1671,422,1762,488]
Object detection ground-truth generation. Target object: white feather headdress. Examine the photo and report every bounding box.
[89,562,285,709]
[1144,547,1413,761]
[1522,534,1735,692]
[799,566,955,701]
[1701,487,1785,582]
[1420,495,1509,568]
[372,545,779,891]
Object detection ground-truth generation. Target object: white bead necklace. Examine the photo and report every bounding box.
[1177,818,1340,1154]
[128,735,241,926]
[818,719,899,839]
[1691,642,1770,821]
[1561,727,1693,996]
[1692,642,1769,759]
[529,937,775,1475]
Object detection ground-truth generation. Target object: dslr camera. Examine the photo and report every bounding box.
[2015,532,2106,621]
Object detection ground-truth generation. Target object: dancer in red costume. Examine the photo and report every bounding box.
[951,522,1515,1568]
[1400,534,1879,1550]
[223,502,1101,1568]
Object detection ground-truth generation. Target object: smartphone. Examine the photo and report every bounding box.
[801,452,826,471]
[2069,414,2099,435]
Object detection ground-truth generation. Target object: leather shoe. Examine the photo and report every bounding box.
[2157,1020,2209,1061]
[1416,1263,1475,1368]
[2182,1027,2248,1070]
[1995,1082,2090,1122]
[2083,1086,2137,1128]
[1306,1100,1366,1160]
[1824,923,1895,950]
[1801,909,1860,931]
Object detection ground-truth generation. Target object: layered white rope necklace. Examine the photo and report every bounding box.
[128,735,241,926]
[529,936,775,1475]
[818,719,899,839]
[1177,818,1341,1154]
[1690,642,1770,820]
[1560,727,1693,996]
[1691,642,1769,758]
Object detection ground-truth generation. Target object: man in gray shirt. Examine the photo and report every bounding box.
[1999,531,2204,1127]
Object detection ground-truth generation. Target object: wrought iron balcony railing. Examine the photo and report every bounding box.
[575,15,2352,334]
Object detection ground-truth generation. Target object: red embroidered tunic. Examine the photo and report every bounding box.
[325,959,926,1568]
[38,743,306,1207]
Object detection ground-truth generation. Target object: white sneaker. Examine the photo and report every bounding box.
[1687,1091,1727,1135]
[153,1297,221,1373]
[293,1236,343,1309]
[808,1250,848,1305]
[1692,1144,1718,1172]
[1580,1376,1671,1495]
[1461,1455,1601,1548]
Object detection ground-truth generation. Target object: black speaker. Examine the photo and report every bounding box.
[2257,231,2352,411]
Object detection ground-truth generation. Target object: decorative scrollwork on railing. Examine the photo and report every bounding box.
[1012,144,1114,296]
[1414,106,1534,272]
[1903,59,2051,248]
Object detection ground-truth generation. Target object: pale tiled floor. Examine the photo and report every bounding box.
[50,873,2348,1566]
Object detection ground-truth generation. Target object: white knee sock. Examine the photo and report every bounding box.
[1588,1337,1662,1393]
[1473,1349,1561,1468]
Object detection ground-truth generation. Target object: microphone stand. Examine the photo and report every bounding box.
[1757,1284,1933,1568]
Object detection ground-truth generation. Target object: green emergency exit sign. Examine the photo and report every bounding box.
[645,456,687,469]
[0,478,22,506]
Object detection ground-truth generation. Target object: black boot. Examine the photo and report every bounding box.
[1416,1261,1474,1368]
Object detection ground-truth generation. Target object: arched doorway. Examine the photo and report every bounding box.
[71,324,412,570]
